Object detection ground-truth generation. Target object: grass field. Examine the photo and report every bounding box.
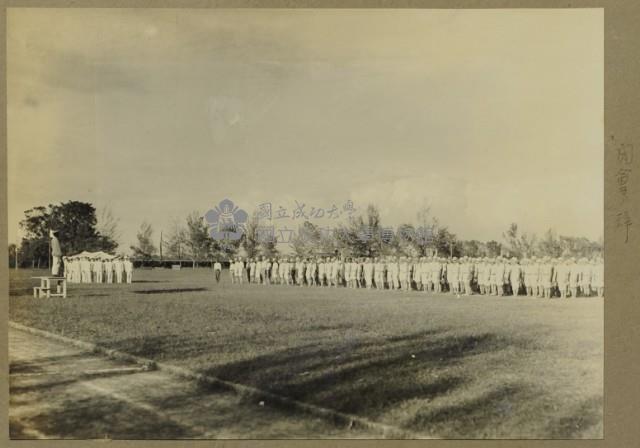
[9,268,603,439]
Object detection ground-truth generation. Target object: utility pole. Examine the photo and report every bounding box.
[48,226,52,270]
[160,231,163,261]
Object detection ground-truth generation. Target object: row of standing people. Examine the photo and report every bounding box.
[62,255,134,284]
[225,255,604,298]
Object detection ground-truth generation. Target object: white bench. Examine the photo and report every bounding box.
[32,276,67,298]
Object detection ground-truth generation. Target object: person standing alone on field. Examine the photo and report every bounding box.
[213,259,222,282]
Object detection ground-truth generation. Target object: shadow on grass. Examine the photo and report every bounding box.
[10,352,95,374]
[197,330,512,420]
[10,288,31,296]
[133,288,208,295]
[132,280,169,284]
[10,361,45,375]
[11,368,147,395]
[407,384,603,438]
[17,394,200,439]
[103,324,359,360]
[94,328,597,438]
[9,418,30,439]
[100,329,506,423]
[11,378,81,395]
[9,360,149,396]
[408,382,537,436]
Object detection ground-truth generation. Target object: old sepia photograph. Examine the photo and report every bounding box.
[7,8,603,439]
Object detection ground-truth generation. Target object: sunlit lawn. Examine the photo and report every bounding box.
[9,268,603,438]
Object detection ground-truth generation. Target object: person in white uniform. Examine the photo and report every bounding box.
[113,256,124,284]
[271,258,279,285]
[363,257,374,289]
[593,257,604,298]
[103,257,113,284]
[296,258,306,286]
[79,256,91,283]
[124,256,133,284]
[374,257,385,290]
[91,257,103,283]
[388,257,399,291]
[460,257,474,296]
[507,258,521,296]
[451,258,463,295]
[539,256,554,299]
[554,258,570,299]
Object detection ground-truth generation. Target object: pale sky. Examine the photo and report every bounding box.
[7,8,603,250]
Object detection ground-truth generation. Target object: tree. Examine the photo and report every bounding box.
[558,235,602,259]
[433,227,459,258]
[213,236,241,261]
[184,212,212,268]
[163,219,186,259]
[502,223,537,258]
[413,205,440,256]
[260,238,279,259]
[460,240,481,257]
[318,226,338,256]
[503,223,520,257]
[241,213,261,259]
[392,223,418,256]
[290,221,322,257]
[537,228,563,258]
[519,233,538,258]
[19,201,118,266]
[19,232,49,268]
[334,204,385,257]
[8,243,17,268]
[130,222,156,260]
[485,240,502,258]
[363,204,385,257]
[96,206,121,248]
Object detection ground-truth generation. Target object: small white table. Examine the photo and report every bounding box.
[32,276,67,298]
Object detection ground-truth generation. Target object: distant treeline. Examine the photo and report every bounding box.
[10,201,603,268]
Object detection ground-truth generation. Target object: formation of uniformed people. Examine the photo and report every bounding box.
[224,255,604,298]
[62,255,134,284]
